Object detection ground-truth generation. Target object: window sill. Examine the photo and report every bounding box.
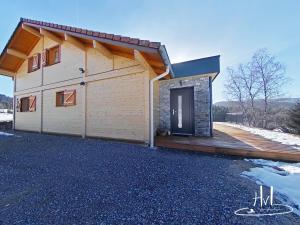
[18,111,36,113]
[28,68,40,73]
[56,105,76,107]
[44,61,61,68]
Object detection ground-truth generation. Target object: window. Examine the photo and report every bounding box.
[56,91,64,107]
[20,97,29,112]
[177,95,182,128]
[28,54,40,73]
[19,96,36,112]
[43,45,61,66]
[56,90,76,107]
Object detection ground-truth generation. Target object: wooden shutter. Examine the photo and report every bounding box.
[29,96,36,112]
[32,54,38,70]
[28,57,33,73]
[42,49,49,66]
[55,45,61,63]
[63,90,76,106]
[32,53,40,70]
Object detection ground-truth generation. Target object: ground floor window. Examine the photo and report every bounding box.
[20,97,29,112]
[19,96,36,112]
[56,90,76,107]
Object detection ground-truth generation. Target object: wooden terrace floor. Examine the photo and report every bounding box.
[155,123,300,162]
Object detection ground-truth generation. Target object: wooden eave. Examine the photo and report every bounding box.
[0,22,40,76]
[0,19,170,77]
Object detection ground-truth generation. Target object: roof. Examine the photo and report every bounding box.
[171,55,220,79]
[0,18,170,76]
[20,18,161,49]
[0,18,221,80]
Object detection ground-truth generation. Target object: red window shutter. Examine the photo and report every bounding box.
[29,96,36,112]
[42,50,49,66]
[63,90,76,106]
[28,57,33,73]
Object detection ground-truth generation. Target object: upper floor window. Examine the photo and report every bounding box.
[19,96,36,112]
[28,53,40,73]
[42,45,61,67]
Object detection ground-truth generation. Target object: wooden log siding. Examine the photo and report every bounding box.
[13,34,158,142]
[43,85,82,135]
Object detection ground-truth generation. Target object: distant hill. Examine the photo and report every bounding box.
[214,98,300,111]
[0,94,13,109]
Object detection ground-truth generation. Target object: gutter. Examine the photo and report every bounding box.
[158,45,174,77]
[149,66,170,148]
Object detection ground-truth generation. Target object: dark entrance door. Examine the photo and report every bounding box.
[170,87,194,135]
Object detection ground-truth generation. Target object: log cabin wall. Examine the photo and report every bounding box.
[14,37,154,143]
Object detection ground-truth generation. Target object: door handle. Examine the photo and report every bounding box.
[172,109,175,115]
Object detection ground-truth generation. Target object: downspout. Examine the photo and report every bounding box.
[12,76,16,131]
[209,76,213,137]
[150,66,170,148]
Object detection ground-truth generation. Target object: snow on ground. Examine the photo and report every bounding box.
[243,159,300,216]
[0,131,13,136]
[0,113,13,122]
[219,122,300,150]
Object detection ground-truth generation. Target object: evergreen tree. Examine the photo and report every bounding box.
[212,105,229,122]
[288,102,300,134]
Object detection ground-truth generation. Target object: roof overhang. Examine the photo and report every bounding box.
[171,55,220,81]
[159,72,218,84]
[0,18,171,77]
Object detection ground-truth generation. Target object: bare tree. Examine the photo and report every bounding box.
[224,49,287,129]
[251,49,286,128]
[225,67,249,124]
[238,63,261,126]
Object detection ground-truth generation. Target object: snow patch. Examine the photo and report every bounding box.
[219,122,300,150]
[243,159,300,216]
[0,131,13,136]
[0,113,13,122]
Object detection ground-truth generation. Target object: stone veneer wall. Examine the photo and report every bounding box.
[159,76,212,136]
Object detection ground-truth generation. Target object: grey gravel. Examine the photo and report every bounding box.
[0,132,299,225]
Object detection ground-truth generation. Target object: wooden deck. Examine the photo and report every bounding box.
[155,123,300,162]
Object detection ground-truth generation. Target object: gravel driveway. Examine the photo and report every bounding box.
[0,132,299,225]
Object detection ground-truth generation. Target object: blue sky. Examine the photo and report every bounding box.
[0,0,299,102]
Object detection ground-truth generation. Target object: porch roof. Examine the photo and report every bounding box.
[171,55,220,80]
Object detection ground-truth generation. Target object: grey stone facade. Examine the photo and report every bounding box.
[159,76,212,137]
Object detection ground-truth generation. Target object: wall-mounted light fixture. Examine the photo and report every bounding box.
[79,67,85,74]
